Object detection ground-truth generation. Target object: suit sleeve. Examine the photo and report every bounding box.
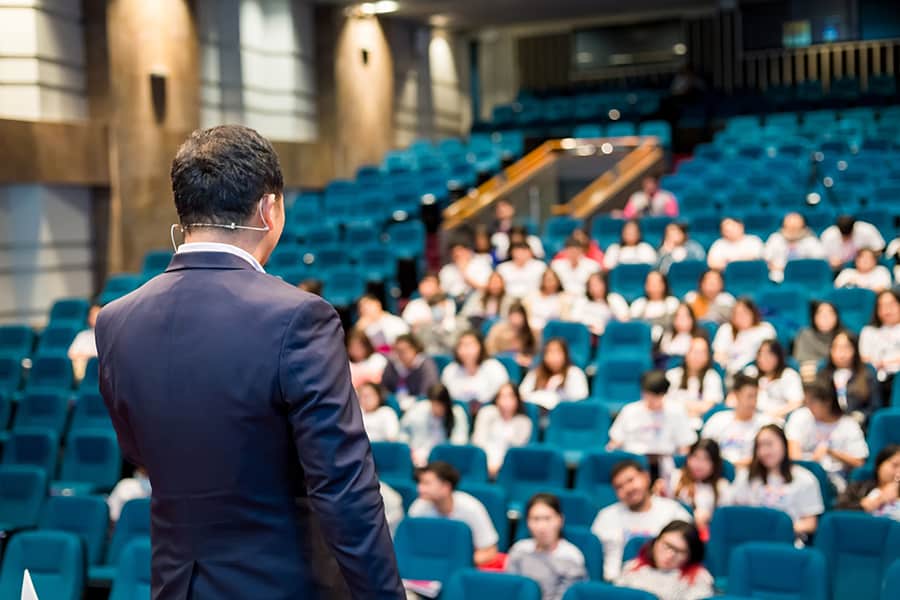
[280,298,404,599]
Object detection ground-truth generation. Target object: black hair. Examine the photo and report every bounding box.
[346,330,376,359]
[641,370,670,395]
[394,333,424,354]
[564,234,588,250]
[611,459,647,481]
[836,215,856,237]
[454,331,487,366]
[749,424,793,484]
[357,382,386,409]
[803,380,842,418]
[509,241,531,254]
[677,439,725,506]
[650,521,705,568]
[732,372,759,392]
[525,493,563,518]
[419,461,461,490]
[874,445,900,483]
[426,384,456,440]
[872,290,900,327]
[756,339,787,379]
[824,330,870,401]
[644,270,672,300]
[809,301,843,335]
[620,219,643,245]
[495,382,527,416]
[586,271,610,302]
[535,338,572,389]
[171,125,283,228]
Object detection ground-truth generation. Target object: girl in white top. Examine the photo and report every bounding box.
[355,294,410,350]
[604,220,658,270]
[835,248,893,292]
[570,272,630,336]
[357,382,400,442]
[472,383,534,478]
[402,273,458,354]
[440,331,510,408]
[860,289,900,379]
[743,339,804,422]
[630,270,680,340]
[661,439,731,534]
[685,269,735,324]
[730,424,825,538]
[836,445,900,520]
[659,303,705,359]
[399,383,470,467]
[665,336,725,428]
[706,217,765,271]
[459,272,515,324]
[519,339,590,410]
[346,330,388,389]
[524,268,572,331]
[786,380,868,491]
[712,298,777,377]
[496,242,547,299]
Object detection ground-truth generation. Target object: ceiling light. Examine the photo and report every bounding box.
[673,43,687,55]
[429,14,450,27]
[372,0,398,13]
[359,2,377,15]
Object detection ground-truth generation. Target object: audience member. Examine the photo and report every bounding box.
[354,294,409,351]
[357,382,399,442]
[107,467,151,522]
[402,273,457,354]
[603,220,658,270]
[887,237,900,283]
[440,331,510,408]
[519,339,589,410]
[623,175,679,218]
[506,494,587,600]
[497,242,546,299]
[744,339,804,422]
[399,384,469,467]
[859,289,900,387]
[665,337,724,428]
[657,222,706,275]
[524,268,572,331]
[556,229,604,265]
[473,224,498,266]
[764,213,826,282]
[615,521,714,600]
[472,383,533,478]
[297,278,323,296]
[571,272,630,335]
[684,269,735,324]
[792,301,843,381]
[730,424,825,539]
[836,445,900,520]
[380,482,404,537]
[629,271,680,340]
[490,199,516,238]
[68,303,100,381]
[786,381,867,491]
[408,461,499,566]
[835,248,892,292]
[550,235,601,296]
[662,440,731,533]
[503,225,546,261]
[712,298,777,377]
[346,330,387,388]
[439,238,493,303]
[380,334,440,401]
[458,271,513,332]
[821,216,886,270]
[707,217,765,271]
[701,373,770,468]
[591,459,692,580]
[657,302,701,358]
[819,330,882,424]
[485,301,538,367]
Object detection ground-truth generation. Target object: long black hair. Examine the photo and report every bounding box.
[676,439,725,506]
[427,383,455,439]
[749,424,793,484]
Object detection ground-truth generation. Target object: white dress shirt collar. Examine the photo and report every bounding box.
[176,242,266,273]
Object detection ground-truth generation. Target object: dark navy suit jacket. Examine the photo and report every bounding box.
[96,251,403,599]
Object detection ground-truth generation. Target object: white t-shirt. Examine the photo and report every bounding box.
[785,408,869,476]
[519,366,590,410]
[753,368,804,418]
[763,233,826,280]
[107,476,151,522]
[730,465,825,523]
[363,314,410,349]
[439,256,493,298]
[408,491,499,550]
[591,498,692,580]
[603,243,658,271]
[629,296,680,323]
[471,405,533,470]
[666,470,732,516]
[707,235,765,268]
[609,402,697,456]
[835,266,893,292]
[440,359,510,405]
[525,292,570,330]
[550,257,601,297]
[701,410,771,465]
[380,482,404,537]
[497,259,547,299]
[712,322,777,375]
[821,222,886,265]
[349,352,388,387]
[859,324,900,375]
[362,405,400,442]
[665,368,724,429]
[401,298,457,330]
[571,295,630,333]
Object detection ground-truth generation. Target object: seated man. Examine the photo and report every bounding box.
[764,213,825,282]
[701,373,771,468]
[707,217,764,271]
[354,294,409,351]
[498,242,547,299]
[821,215,886,270]
[550,235,601,297]
[408,461,499,567]
[591,459,692,580]
[439,238,493,304]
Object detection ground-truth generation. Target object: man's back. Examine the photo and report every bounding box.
[97,251,402,599]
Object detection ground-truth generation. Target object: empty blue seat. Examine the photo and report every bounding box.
[784,259,834,297]
[497,447,567,514]
[706,506,795,580]
[443,569,541,600]
[39,495,109,565]
[573,124,605,138]
[884,559,900,600]
[355,246,397,283]
[640,216,674,248]
[89,498,151,582]
[667,259,708,298]
[591,216,625,249]
[108,538,151,600]
[13,390,69,437]
[25,354,73,391]
[429,445,488,484]
[53,429,122,495]
[322,268,366,307]
[48,298,90,328]
[385,220,425,259]
[815,512,900,600]
[2,428,59,476]
[560,526,604,581]
[543,217,583,248]
[80,356,99,390]
[728,542,827,600]
[35,324,79,356]
[384,478,417,511]
[545,402,610,465]
[70,390,112,431]
[562,581,657,600]
[574,451,647,507]
[866,409,900,467]
[638,120,671,148]
[141,250,174,276]
[590,357,651,415]
[0,325,34,360]
[0,465,47,532]
[457,483,509,551]
[622,535,653,563]
[825,287,876,334]
[0,531,84,600]
[724,260,770,297]
[371,441,414,482]
[98,273,143,305]
[608,264,653,304]
[542,321,592,369]
[394,517,473,584]
[607,122,637,137]
[758,286,808,330]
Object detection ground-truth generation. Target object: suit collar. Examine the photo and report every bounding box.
[165,251,261,273]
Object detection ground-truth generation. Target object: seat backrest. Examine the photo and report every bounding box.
[497,447,568,509]
[108,538,152,600]
[370,441,414,480]
[724,260,770,296]
[105,498,151,567]
[546,403,610,451]
[728,543,828,600]
[70,390,113,432]
[599,321,652,356]
[542,321,592,369]
[429,445,488,484]
[608,264,653,304]
[562,581,658,600]
[39,495,109,565]
[574,451,648,491]
[883,559,900,600]
[457,483,508,551]
[48,298,90,327]
[825,287,876,333]
[27,354,74,391]
[867,409,900,459]
[0,531,84,600]
[706,506,795,577]
[0,324,34,358]
[443,569,541,600]
[13,390,69,435]
[0,356,22,396]
[0,465,47,530]
[793,460,836,509]
[560,525,604,581]
[622,535,653,564]
[394,517,473,583]
[667,259,707,299]
[59,429,122,492]
[2,427,60,475]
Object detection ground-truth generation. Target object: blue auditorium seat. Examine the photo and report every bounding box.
[12,390,68,437]
[25,354,74,392]
[79,356,99,391]
[394,518,473,584]
[622,535,653,563]
[443,569,540,600]
[497,446,567,514]
[640,216,674,248]
[607,122,636,137]
[825,287,876,334]
[108,538,151,600]
[89,498,151,583]
[608,264,653,304]
[322,268,366,307]
[783,259,834,298]
[48,298,90,328]
[591,216,625,249]
[590,356,651,415]
[667,259,708,298]
[728,543,827,600]
[39,495,109,565]
[884,559,900,600]
[70,390,112,432]
[0,325,34,360]
[562,582,657,600]
[2,428,59,476]
[542,320,592,369]
[638,120,671,148]
[385,220,426,259]
[371,441,414,482]
[723,260,770,297]
[428,445,488,484]
[574,451,647,508]
[457,483,508,551]
[866,409,900,467]
[35,324,79,356]
[0,531,84,600]
[562,526,604,581]
[545,402,610,466]
[53,429,122,495]
[573,124,605,139]
[706,506,795,582]
[0,465,47,532]
[757,286,808,331]
[98,273,143,305]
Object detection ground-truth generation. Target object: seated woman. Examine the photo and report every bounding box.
[401,273,458,354]
[836,445,900,520]
[712,297,777,379]
[657,222,706,275]
[485,301,538,369]
[458,271,514,331]
[357,382,399,442]
[817,330,882,424]
[835,248,893,292]
[472,383,533,478]
[519,338,590,410]
[440,331,510,410]
[380,334,440,403]
[506,493,587,600]
[731,424,825,540]
[661,439,730,535]
[658,303,705,360]
[665,336,725,428]
[615,521,714,600]
[346,330,387,389]
[786,381,868,491]
[524,268,572,331]
[603,219,658,271]
[685,269,735,324]
[792,301,843,381]
[860,289,900,394]
[744,339,804,422]
[630,270,680,341]
[570,272,630,336]
[399,383,469,467]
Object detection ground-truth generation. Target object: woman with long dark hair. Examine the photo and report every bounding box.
[817,330,882,423]
[485,301,538,368]
[519,338,589,410]
[792,301,843,380]
[357,382,399,442]
[747,339,804,422]
[860,289,900,402]
[440,331,509,409]
[836,445,900,520]
[399,383,469,466]
[472,383,533,478]
[712,297,777,377]
[662,439,730,533]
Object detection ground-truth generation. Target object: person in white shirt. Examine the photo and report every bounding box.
[742,339,804,422]
[661,440,731,533]
[524,268,572,331]
[712,298,777,377]
[764,213,826,282]
[458,272,514,330]
[347,330,388,389]
[493,224,546,262]
[658,303,704,359]
[519,339,590,410]
[357,382,400,442]
[440,331,510,409]
[819,330,882,423]
[623,175,679,219]
[571,272,630,335]
[354,294,409,350]
[107,468,151,522]
[730,424,825,538]
[665,336,724,428]
[836,445,900,520]
[630,271,680,341]
[821,216,886,270]
[707,217,764,271]
[604,220,658,271]
[684,269,735,324]
[399,384,469,467]
[701,373,771,468]
[786,380,868,491]
[402,273,458,354]
[380,482,404,537]
[591,459,692,580]
[408,461,499,566]
[657,222,706,275]
[550,235,601,297]
[835,248,893,292]
[608,371,697,480]
[67,303,100,381]
[472,382,533,478]
[859,289,900,381]
[439,239,493,303]
[497,242,547,299]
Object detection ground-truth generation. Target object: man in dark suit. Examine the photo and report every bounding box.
[96,125,403,599]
